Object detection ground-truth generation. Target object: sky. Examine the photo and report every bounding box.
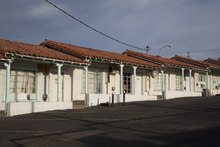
[0,0,220,60]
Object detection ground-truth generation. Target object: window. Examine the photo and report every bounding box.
[10,70,36,94]
[123,73,131,94]
[176,75,182,91]
[212,76,218,90]
[88,72,102,93]
[82,70,102,94]
[198,74,206,82]
[154,72,162,91]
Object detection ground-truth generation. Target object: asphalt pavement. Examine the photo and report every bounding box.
[0,96,220,147]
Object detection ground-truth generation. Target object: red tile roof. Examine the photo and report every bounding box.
[0,39,87,65]
[41,39,161,69]
[171,55,210,71]
[124,50,205,71]
[203,58,220,69]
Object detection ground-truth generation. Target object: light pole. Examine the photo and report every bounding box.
[133,45,151,54]
[144,46,151,54]
[158,45,171,55]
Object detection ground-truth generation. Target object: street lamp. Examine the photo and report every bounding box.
[133,45,151,54]
[158,45,171,55]
[144,46,151,54]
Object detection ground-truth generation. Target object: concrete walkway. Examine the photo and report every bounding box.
[0,96,220,147]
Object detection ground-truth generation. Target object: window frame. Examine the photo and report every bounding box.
[123,73,132,94]
[10,69,36,94]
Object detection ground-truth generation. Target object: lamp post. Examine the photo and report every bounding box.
[158,45,171,55]
[144,46,151,54]
[133,46,151,54]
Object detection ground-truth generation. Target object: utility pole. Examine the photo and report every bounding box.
[187,51,190,59]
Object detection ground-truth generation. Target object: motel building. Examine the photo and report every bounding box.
[0,39,220,116]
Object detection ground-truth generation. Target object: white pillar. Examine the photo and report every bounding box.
[141,73,144,95]
[56,63,63,102]
[4,61,11,115]
[161,70,165,99]
[206,72,209,91]
[210,75,213,90]
[84,66,88,94]
[132,66,137,95]
[189,69,192,92]
[181,68,185,91]
[161,70,164,91]
[210,75,212,95]
[120,64,124,94]
[164,73,167,91]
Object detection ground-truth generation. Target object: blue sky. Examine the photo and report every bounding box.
[0,0,220,60]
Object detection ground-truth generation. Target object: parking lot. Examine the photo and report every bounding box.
[0,96,220,147]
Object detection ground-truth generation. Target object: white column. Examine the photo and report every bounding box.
[164,73,167,91]
[168,74,170,91]
[132,66,137,95]
[120,64,124,94]
[161,70,164,91]
[189,69,192,92]
[141,73,144,95]
[4,61,11,115]
[181,68,185,91]
[210,75,213,90]
[210,75,213,95]
[206,72,209,91]
[84,66,88,94]
[161,70,165,99]
[56,63,63,102]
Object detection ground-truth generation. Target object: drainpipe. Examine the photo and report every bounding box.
[4,60,11,115]
[189,69,192,92]
[120,64,124,94]
[56,63,63,102]
[181,68,185,91]
[132,66,137,95]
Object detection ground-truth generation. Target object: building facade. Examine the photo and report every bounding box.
[0,39,220,116]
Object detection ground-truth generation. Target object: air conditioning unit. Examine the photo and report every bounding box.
[109,66,118,74]
[152,71,159,78]
[197,82,205,88]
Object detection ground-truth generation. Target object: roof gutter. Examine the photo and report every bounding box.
[5,52,90,66]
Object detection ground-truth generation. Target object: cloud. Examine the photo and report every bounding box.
[27,3,60,18]
[0,0,219,59]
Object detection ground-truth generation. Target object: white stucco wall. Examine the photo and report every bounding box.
[86,93,158,107]
[7,101,73,116]
[165,91,202,99]
[169,74,176,91]
[114,72,120,94]
[72,68,85,101]
[136,75,142,95]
